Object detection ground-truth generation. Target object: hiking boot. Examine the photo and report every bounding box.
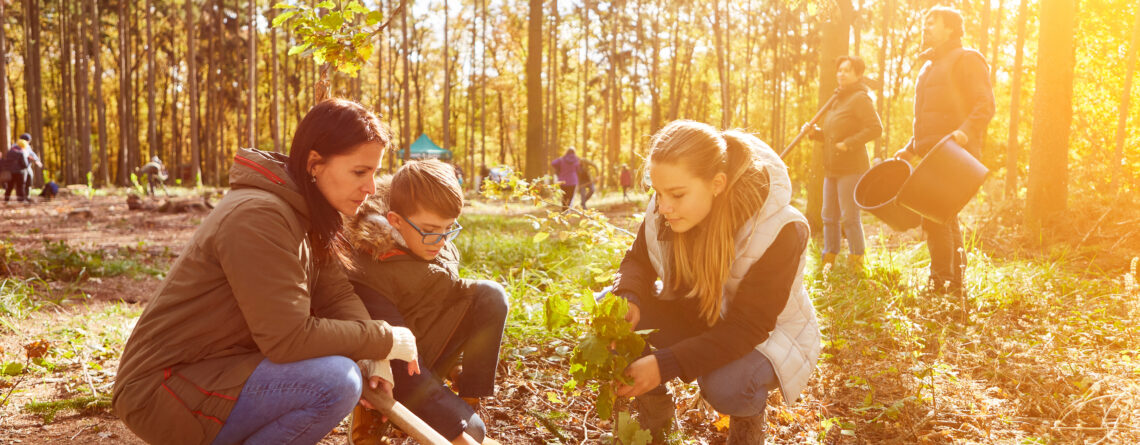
[726,411,766,445]
[632,391,675,443]
[848,254,864,269]
[822,253,837,267]
[347,404,387,445]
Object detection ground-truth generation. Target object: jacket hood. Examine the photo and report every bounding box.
[344,175,406,256]
[752,140,794,222]
[230,148,310,219]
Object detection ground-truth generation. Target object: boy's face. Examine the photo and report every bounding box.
[387,208,459,261]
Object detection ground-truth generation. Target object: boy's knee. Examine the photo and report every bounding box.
[464,413,486,443]
[473,280,509,315]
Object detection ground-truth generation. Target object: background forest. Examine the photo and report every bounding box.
[0,0,1137,230]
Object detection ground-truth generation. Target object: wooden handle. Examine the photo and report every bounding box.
[360,385,451,445]
[779,93,841,159]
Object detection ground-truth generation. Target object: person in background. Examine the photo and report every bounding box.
[895,6,995,295]
[17,133,42,198]
[806,55,883,270]
[620,164,633,201]
[577,159,597,209]
[138,156,169,196]
[3,139,32,203]
[550,149,580,211]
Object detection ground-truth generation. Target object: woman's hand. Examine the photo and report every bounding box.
[836,142,848,152]
[614,355,661,398]
[358,376,395,421]
[407,358,421,376]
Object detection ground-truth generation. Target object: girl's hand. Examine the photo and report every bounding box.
[614,355,661,398]
[625,303,641,329]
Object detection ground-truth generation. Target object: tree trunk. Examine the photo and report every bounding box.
[579,3,589,161]
[1112,9,1140,193]
[248,0,257,148]
[24,0,45,187]
[93,0,110,186]
[117,0,130,185]
[524,0,543,178]
[442,0,451,152]
[875,0,893,159]
[77,0,92,180]
[1025,0,1078,227]
[648,7,661,134]
[400,3,410,160]
[271,9,281,152]
[146,0,158,162]
[713,0,731,128]
[62,4,74,183]
[1005,0,1029,199]
[187,0,201,183]
[0,0,8,153]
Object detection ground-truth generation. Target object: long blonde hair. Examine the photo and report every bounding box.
[648,120,770,325]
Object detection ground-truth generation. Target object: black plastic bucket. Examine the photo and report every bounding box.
[897,136,989,225]
[854,159,922,231]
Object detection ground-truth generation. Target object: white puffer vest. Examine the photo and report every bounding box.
[643,143,821,405]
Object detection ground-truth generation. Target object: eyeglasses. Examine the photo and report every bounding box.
[398,213,463,245]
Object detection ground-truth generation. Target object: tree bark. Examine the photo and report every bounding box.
[524,0,543,178]
[1005,0,1029,199]
[442,0,451,153]
[1112,8,1140,193]
[23,0,45,186]
[187,0,201,183]
[0,0,8,152]
[808,0,854,233]
[93,0,110,186]
[271,8,281,152]
[248,0,257,148]
[77,0,92,180]
[147,0,158,161]
[1025,0,1078,227]
[400,2,410,160]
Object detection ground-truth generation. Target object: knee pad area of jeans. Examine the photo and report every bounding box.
[701,381,767,417]
[464,412,486,442]
[322,356,364,406]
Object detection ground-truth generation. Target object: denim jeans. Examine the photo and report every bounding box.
[922,214,965,290]
[355,279,508,441]
[822,174,865,255]
[211,356,363,445]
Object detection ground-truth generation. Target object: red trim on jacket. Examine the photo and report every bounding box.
[160,368,236,426]
[377,249,406,261]
[234,155,286,185]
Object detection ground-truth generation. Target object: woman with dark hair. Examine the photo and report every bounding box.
[809,55,883,269]
[112,98,418,445]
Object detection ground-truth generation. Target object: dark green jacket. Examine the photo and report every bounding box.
[345,178,475,371]
[819,83,883,177]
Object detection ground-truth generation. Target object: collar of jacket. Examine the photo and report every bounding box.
[230,148,310,220]
[918,37,963,62]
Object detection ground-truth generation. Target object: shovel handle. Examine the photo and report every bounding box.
[779,93,841,159]
[360,385,451,445]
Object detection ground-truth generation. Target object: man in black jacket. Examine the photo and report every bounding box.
[896,6,995,294]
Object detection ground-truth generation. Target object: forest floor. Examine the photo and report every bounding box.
[0,183,1138,444]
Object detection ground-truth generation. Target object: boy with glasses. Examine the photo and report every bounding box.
[344,160,507,445]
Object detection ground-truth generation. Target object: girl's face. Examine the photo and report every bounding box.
[308,141,384,215]
[837,60,859,88]
[648,161,725,233]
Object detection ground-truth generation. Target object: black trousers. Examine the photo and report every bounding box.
[922,214,965,290]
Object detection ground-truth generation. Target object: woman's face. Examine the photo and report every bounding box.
[648,161,725,233]
[308,141,384,215]
[837,60,859,88]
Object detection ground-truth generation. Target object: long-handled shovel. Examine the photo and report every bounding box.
[778,93,840,159]
[360,385,451,445]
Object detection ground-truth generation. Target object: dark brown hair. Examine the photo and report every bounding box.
[836,55,866,77]
[925,6,964,39]
[390,160,464,219]
[286,98,391,266]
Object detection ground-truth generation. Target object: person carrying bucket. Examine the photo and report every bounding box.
[805,55,883,270]
[895,6,995,295]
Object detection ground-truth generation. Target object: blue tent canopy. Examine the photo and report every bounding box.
[398,134,453,160]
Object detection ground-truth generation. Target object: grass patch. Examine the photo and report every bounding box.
[23,395,112,423]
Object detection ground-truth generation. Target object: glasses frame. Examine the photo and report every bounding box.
[398,213,463,245]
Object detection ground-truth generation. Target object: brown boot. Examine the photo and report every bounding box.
[726,411,766,445]
[821,253,838,272]
[849,254,864,269]
[348,405,387,445]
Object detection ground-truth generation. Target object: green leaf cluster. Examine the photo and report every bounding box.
[272,1,383,77]
[568,294,648,420]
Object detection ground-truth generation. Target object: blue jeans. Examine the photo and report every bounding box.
[697,349,777,417]
[822,174,865,255]
[211,356,362,445]
[354,280,508,441]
